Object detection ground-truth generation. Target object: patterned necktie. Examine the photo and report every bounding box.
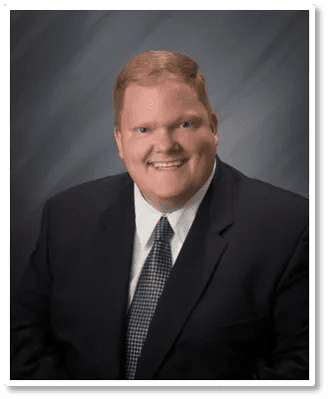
[124,216,174,380]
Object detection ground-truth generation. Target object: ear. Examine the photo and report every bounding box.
[210,113,219,145]
[214,132,218,146]
[114,127,124,159]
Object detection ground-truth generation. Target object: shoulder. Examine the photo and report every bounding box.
[221,162,308,231]
[45,172,133,215]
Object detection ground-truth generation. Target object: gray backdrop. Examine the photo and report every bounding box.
[11,10,309,288]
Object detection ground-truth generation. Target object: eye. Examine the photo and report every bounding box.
[137,127,147,134]
[180,121,192,128]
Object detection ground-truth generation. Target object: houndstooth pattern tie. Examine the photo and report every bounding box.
[124,216,174,380]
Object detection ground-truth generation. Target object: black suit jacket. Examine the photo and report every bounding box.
[11,157,309,380]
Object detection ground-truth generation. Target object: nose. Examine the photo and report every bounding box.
[153,128,179,153]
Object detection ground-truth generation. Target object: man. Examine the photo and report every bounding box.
[11,50,309,380]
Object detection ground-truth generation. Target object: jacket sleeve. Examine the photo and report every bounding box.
[11,201,69,380]
[254,224,309,379]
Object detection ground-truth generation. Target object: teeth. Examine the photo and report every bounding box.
[152,160,185,168]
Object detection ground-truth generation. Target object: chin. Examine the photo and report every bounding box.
[158,193,186,202]
[157,189,193,204]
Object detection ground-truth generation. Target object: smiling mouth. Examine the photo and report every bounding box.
[148,158,188,169]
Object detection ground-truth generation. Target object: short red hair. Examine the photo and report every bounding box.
[113,50,218,133]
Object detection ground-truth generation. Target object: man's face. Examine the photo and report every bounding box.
[114,80,218,211]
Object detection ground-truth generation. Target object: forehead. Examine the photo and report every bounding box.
[121,81,207,127]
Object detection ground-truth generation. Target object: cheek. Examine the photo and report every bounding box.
[185,134,217,157]
[125,138,150,162]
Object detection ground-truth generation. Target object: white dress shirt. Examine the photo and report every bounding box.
[128,160,216,306]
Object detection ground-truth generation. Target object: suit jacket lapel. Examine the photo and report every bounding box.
[135,158,234,379]
[91,174,135,379]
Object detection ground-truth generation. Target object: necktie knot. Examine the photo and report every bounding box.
[154,216,174,243]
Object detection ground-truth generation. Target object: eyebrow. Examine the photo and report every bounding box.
[174,113,203,123]
[131,112,204,129]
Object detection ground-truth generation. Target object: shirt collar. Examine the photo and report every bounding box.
[134,159,217,247]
